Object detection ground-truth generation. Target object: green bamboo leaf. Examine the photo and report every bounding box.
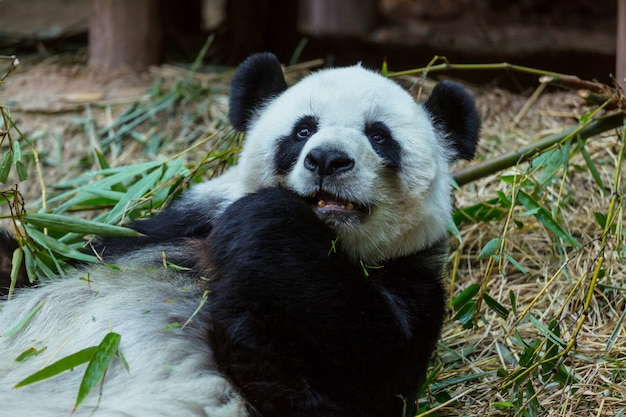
[594,212,607,229]
[24,212,140,237]
[1,301,45,338]
[430,370,495,392]
[576,136,605,195]
[516,190,580,248]
[15,160,28,181]
[447,219,461,243]
[12,140,22,162]
[74,332,122,411]
[453,300,477,328]
[478,237,502,260]
[15,346,47,362]
[542,319,562,374]
[105,167,163,223]
[606,307,626,351]
[451,283,480,310]
[529,315,566,347]
[14,346,96,388]
[509,290,518,317]
[23,245,37,283]
[27,227,98,263]
[482,292,509,319]
[454,198,507,225]
[8,246,23,298]
[94,148,111,170]
[492,402,515,410]
[518,339,540,367]
[532,146,564,186]
[0,150,14,183]
[504,253,529,275]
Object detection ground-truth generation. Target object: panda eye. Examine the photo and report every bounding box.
[366,122,391,144]
[369,132,386,144]
[297,126,313,139]
[293,116,318,141]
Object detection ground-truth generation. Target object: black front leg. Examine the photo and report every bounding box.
[202,188,348,416]
[200,188,444,417]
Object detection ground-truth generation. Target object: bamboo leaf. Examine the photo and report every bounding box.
[24,212,140,237]
[12,140,22,161]
[8,246,23,298]
[594,212,607,229]
[606,307,626,351]
[16,160,28,181]
[27,227,98,263]
[482,292,509,319]
[453,300,477,328]
[94,148,111,170]
[14,346,96,388]
[516,190,580,248]
[504,253,529,275]
[454,198,507,225]
[509,290,518,317]
[1,301,45,338]
[451,283,480,310]
[576,136,605,195]
[74,332,122,411]
[15,346,47,362]
[105,167,163,223]
[0,150,14,183]
[478,237,502,260]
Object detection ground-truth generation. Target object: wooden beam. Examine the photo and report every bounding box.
[88,0,163,70]
[301,0,378,37]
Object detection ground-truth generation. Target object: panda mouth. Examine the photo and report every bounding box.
[309,191,366,213]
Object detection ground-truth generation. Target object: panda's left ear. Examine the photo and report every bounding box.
[229,53,288,131]
[424,80,481,161]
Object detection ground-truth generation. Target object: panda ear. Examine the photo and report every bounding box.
[424,80,481,161]
[229,53,288,131]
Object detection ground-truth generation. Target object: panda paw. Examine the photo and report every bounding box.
[207,187,338,266]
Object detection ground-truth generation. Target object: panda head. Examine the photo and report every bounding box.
[229,53,480,263]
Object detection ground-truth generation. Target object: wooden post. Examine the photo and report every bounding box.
[88,0,163,70]
[618,0,626,90]
[301,0,378,37]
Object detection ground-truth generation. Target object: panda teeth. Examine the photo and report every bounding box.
[316,198,355,210]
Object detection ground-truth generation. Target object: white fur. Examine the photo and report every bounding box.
[0,250,248,417]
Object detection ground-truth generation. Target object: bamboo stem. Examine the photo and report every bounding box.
[452,112,625,186]
[389,59,572,79]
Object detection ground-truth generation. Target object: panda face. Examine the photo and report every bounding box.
[230,55,479,263]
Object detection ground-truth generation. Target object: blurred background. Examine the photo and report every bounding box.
[0,0,620,87]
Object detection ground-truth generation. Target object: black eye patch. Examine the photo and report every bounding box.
[274,115,319,174]
[365,121,402,171]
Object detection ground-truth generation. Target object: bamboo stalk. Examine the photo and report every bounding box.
[389,58,572,79]
[452,112,625,186]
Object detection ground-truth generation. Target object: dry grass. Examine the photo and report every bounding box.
[1,54,625,416]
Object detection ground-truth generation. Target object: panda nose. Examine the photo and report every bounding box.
[304,149,355,177]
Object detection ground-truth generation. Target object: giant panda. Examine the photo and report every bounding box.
[0,53,480,417]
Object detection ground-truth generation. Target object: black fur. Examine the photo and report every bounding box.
[424,80,481,160]
[274,115,319,174]
[229,53,288,131]
[200,187,446,417]
[365,121,402,171]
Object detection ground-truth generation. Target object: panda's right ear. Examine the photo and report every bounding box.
[229,53,288,131]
